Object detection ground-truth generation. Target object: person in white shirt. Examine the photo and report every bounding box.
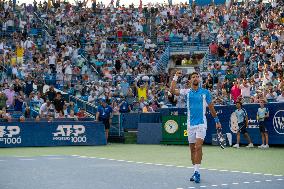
[240,79,251,103]
[39,101,54,118]
[88,92,96,104]
[276,91,284,102]
[24,37,34,49]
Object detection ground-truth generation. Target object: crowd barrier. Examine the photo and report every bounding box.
[0,121,106,147]
[1,102,283,147]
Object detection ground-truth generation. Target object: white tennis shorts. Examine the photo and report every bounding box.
[188,125,207,144]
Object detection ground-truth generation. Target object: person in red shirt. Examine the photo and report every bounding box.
[231,81,241,103]
[241,18,248,31]
[77,108,87,118]
[209,41,218,56]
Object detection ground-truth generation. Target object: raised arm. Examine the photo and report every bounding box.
[170,71,182,96]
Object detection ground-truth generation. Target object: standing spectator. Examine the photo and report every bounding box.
[257,99,269,149]
[231,81,241,103]
[4,85,15,108]
[14,94,24,111]
[24,75,34,97]
[0,92,7,110]
[46,85,56,102]
[240,79,251,103]
[96,99,113,143]
[53,92,65,113]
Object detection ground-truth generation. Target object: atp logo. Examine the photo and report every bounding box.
[53,125,87,143]
[53,125,85,137]
[0,126,20,137]
[273,110,284,135]
[0,126,21,145]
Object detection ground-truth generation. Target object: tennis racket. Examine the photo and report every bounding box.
[216,128,226,149]
[236,122,246,133]
[230,112,238,133]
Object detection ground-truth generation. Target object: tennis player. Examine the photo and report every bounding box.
[170,71,222,183]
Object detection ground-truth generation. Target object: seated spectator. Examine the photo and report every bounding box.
[39,100,54,118]
[67,110,78,120]
[276,90,284,102]
[77,108,87,118]
[19,116,25,122]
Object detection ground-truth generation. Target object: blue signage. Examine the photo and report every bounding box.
[0,122,107,147]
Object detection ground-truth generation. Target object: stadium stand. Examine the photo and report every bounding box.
[0,0,283,122]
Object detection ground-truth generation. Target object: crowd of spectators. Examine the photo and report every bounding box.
[0,0,283,121]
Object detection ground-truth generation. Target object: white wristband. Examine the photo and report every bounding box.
[173,75,178,81]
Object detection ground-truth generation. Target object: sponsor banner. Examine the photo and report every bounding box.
[162,103,284,145]
[0,122,106,147]
[206,103,284,145]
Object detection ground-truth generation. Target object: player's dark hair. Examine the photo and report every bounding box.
[189,72,199,79]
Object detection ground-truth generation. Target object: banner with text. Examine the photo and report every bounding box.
[0,122,107,147]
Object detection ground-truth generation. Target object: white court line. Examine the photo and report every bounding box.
[19,159,35,161]
[221,184,228,186]
[136,162,144,164]
[254,181,261,183]
[211,185,218,187]
[177,166,185,168]
[41,155,59,157]
[188,187,195,189]
[165,165,174,167]
[277,179,283,181]
[47,157,65,160]
[176,188,184,189]
[117,160,125,162]
[243,182,250,184]
[200,186,206,188]
[71,155,79,157]
[232,183,239,185]
[242,172,251,174]
[145,162,153,165]
[265,180,272,182]
[75,156,283,178]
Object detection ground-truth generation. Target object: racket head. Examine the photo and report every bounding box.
[230,112,239,134]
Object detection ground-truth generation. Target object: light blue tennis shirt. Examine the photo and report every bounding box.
[180,88,212,127]
[235,108,247,123]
